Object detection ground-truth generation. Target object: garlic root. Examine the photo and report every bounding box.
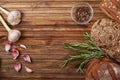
[0,6,21,26]
[0,14,21,42]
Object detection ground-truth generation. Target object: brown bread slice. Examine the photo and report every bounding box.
[91,18,120,62]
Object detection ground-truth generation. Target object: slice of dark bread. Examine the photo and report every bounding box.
[91,18,120,62]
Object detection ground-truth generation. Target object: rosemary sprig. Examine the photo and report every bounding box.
[63,33,107,74]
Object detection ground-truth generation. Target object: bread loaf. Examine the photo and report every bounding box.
[111,0,120,9]
[100,0,120,24]
[85,58,120,80]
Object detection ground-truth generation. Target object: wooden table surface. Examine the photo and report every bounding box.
[0,0,108,80]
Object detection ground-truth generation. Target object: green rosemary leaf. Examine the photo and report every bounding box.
[63,54,90,67]
[83,32,93,41]
[65,42,98,52]
[63,33,108,74]
[63,60,69,68]
[71,54,90,60]
[64,43,78,51]
[70,42,91,48]
[77,49,91,54]
[88,40,96,47]
[77,59,90,74]
[71,42,99,50]
[95,52,106,58]
[84,33,104,52]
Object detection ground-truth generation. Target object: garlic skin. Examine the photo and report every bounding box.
[23,54,31,63]
[11,48,20,59]
[5,43,12,52]
[8,30,21,43]
[7,11,21,26]
[14,62,22,72]
[20,44,27,49]
[25,66,33,73]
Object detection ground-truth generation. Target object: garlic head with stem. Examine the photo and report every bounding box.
[0,14,21,43]
[8,29,21,42]
[0,6,22,26]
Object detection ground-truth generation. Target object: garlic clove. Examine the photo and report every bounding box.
[5,42,11,52]
[14,62,22,72]
[11,48,20,59]
[7,11,21,26]
[25,66,33,73]
[8,30,21,43]
[23,54,31,63]
[20,44,27,49]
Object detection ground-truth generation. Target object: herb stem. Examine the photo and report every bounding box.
[63,33,107,74]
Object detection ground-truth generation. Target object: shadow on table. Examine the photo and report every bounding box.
[0,58,5,80]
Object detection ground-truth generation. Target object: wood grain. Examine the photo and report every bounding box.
[0,0,107,80]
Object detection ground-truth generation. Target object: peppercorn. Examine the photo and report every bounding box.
[75,7,91,22]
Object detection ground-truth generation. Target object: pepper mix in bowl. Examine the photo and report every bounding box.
[75,7,91,22]
[71,2,93,25]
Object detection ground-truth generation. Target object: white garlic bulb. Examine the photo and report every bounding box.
[0,14,21,43]
[0,7,22,26]
[7,11,21,26]
[8,30,21,42]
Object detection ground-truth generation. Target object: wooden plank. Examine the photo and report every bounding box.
[0,0,104,80]
[1,0,100,2]
[0,2,100,8]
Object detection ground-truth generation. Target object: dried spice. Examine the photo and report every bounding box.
[75,7,91,22]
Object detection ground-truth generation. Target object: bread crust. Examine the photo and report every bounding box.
[111,0,120,9]
[100,0,120,24]
[85,58,120,80]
